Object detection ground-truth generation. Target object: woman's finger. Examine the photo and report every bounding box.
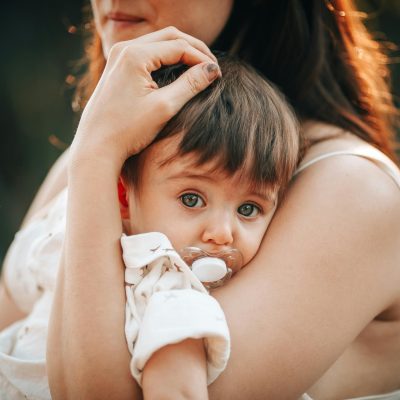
[154,62,221,118]
[135,26,217,63]
[109,26,217,64]
[128,39,218,73]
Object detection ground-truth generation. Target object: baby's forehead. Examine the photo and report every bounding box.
[141,135,278,202]
[144,138,229,178]
[148,151,274,201]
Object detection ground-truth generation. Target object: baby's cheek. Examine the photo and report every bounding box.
[154,226,187,251]
[241,228,268,267]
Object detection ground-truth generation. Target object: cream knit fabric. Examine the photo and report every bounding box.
[121,232,231,386]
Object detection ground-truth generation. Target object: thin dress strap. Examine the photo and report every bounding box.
[295,145,400,189]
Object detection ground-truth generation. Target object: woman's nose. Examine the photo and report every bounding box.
[201,214,234,246]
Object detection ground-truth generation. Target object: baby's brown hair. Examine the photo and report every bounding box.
[122,55,300,198]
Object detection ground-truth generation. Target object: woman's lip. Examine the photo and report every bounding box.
[107,12,145,23]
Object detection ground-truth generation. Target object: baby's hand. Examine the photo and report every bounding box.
[142,338,208,400]
[70,27,220,171]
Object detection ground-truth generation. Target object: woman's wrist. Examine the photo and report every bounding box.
[68,136,126,178]
[67,147,124,185]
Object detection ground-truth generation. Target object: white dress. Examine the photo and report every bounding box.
[0,187,66,399]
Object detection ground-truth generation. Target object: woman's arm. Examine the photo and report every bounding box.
[47,27,219,399]
[207,154,400,399]
[143,152,400,399]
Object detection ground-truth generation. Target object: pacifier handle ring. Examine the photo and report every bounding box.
[202,268,233,290]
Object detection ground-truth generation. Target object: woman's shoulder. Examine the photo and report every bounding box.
[286,122,400,310]
[297,121,400,195]
[295,121,400,232]
[300,121,398,167]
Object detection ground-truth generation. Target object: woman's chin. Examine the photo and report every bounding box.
[103,22,155,54]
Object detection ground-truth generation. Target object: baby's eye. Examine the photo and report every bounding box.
[180,193,205,208]
[237,203,261,218]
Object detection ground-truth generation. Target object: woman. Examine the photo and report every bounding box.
[1,1,400,399]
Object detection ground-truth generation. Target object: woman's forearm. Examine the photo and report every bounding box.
[47,160,140,399]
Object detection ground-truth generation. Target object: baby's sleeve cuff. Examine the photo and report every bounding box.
[130,289,230,386]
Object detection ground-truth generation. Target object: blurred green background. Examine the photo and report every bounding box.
[0,1,399,266]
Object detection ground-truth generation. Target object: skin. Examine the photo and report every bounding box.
[91,0,233,56]
[1,1,400,399]
[122,135,277,269]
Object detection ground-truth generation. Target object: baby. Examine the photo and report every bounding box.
[117,56,300,392]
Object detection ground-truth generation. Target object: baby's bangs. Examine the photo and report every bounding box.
[156,83,252,179]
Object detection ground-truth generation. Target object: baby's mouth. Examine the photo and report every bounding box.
[179,247,243,290]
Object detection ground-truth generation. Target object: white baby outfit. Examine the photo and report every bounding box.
[121,232,230,385]
[1,143,400,399]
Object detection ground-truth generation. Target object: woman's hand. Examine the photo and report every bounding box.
[70,26,220,172]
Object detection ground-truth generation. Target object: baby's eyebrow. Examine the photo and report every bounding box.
[166,170,217,183]
[167,171,277,204]
[250,190,276,203]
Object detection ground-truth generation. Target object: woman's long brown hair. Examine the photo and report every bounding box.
[74,0,399,161]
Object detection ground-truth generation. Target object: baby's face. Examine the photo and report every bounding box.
[125,136,277,273]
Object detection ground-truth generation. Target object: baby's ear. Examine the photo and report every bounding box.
[118,176,130,219]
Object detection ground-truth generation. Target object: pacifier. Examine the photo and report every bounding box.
[179,247,243,290]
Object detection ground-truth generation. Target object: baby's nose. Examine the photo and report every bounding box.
[201,216,234,246]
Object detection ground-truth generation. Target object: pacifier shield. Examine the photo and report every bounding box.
[191,257,227,282]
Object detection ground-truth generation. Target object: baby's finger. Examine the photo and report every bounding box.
[154,62,221,118]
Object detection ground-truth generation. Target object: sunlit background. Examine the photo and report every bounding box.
[0,0,399,266]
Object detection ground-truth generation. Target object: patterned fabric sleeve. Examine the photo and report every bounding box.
[121,232,230,386]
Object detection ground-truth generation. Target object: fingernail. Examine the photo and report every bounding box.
[203,63,220,82]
